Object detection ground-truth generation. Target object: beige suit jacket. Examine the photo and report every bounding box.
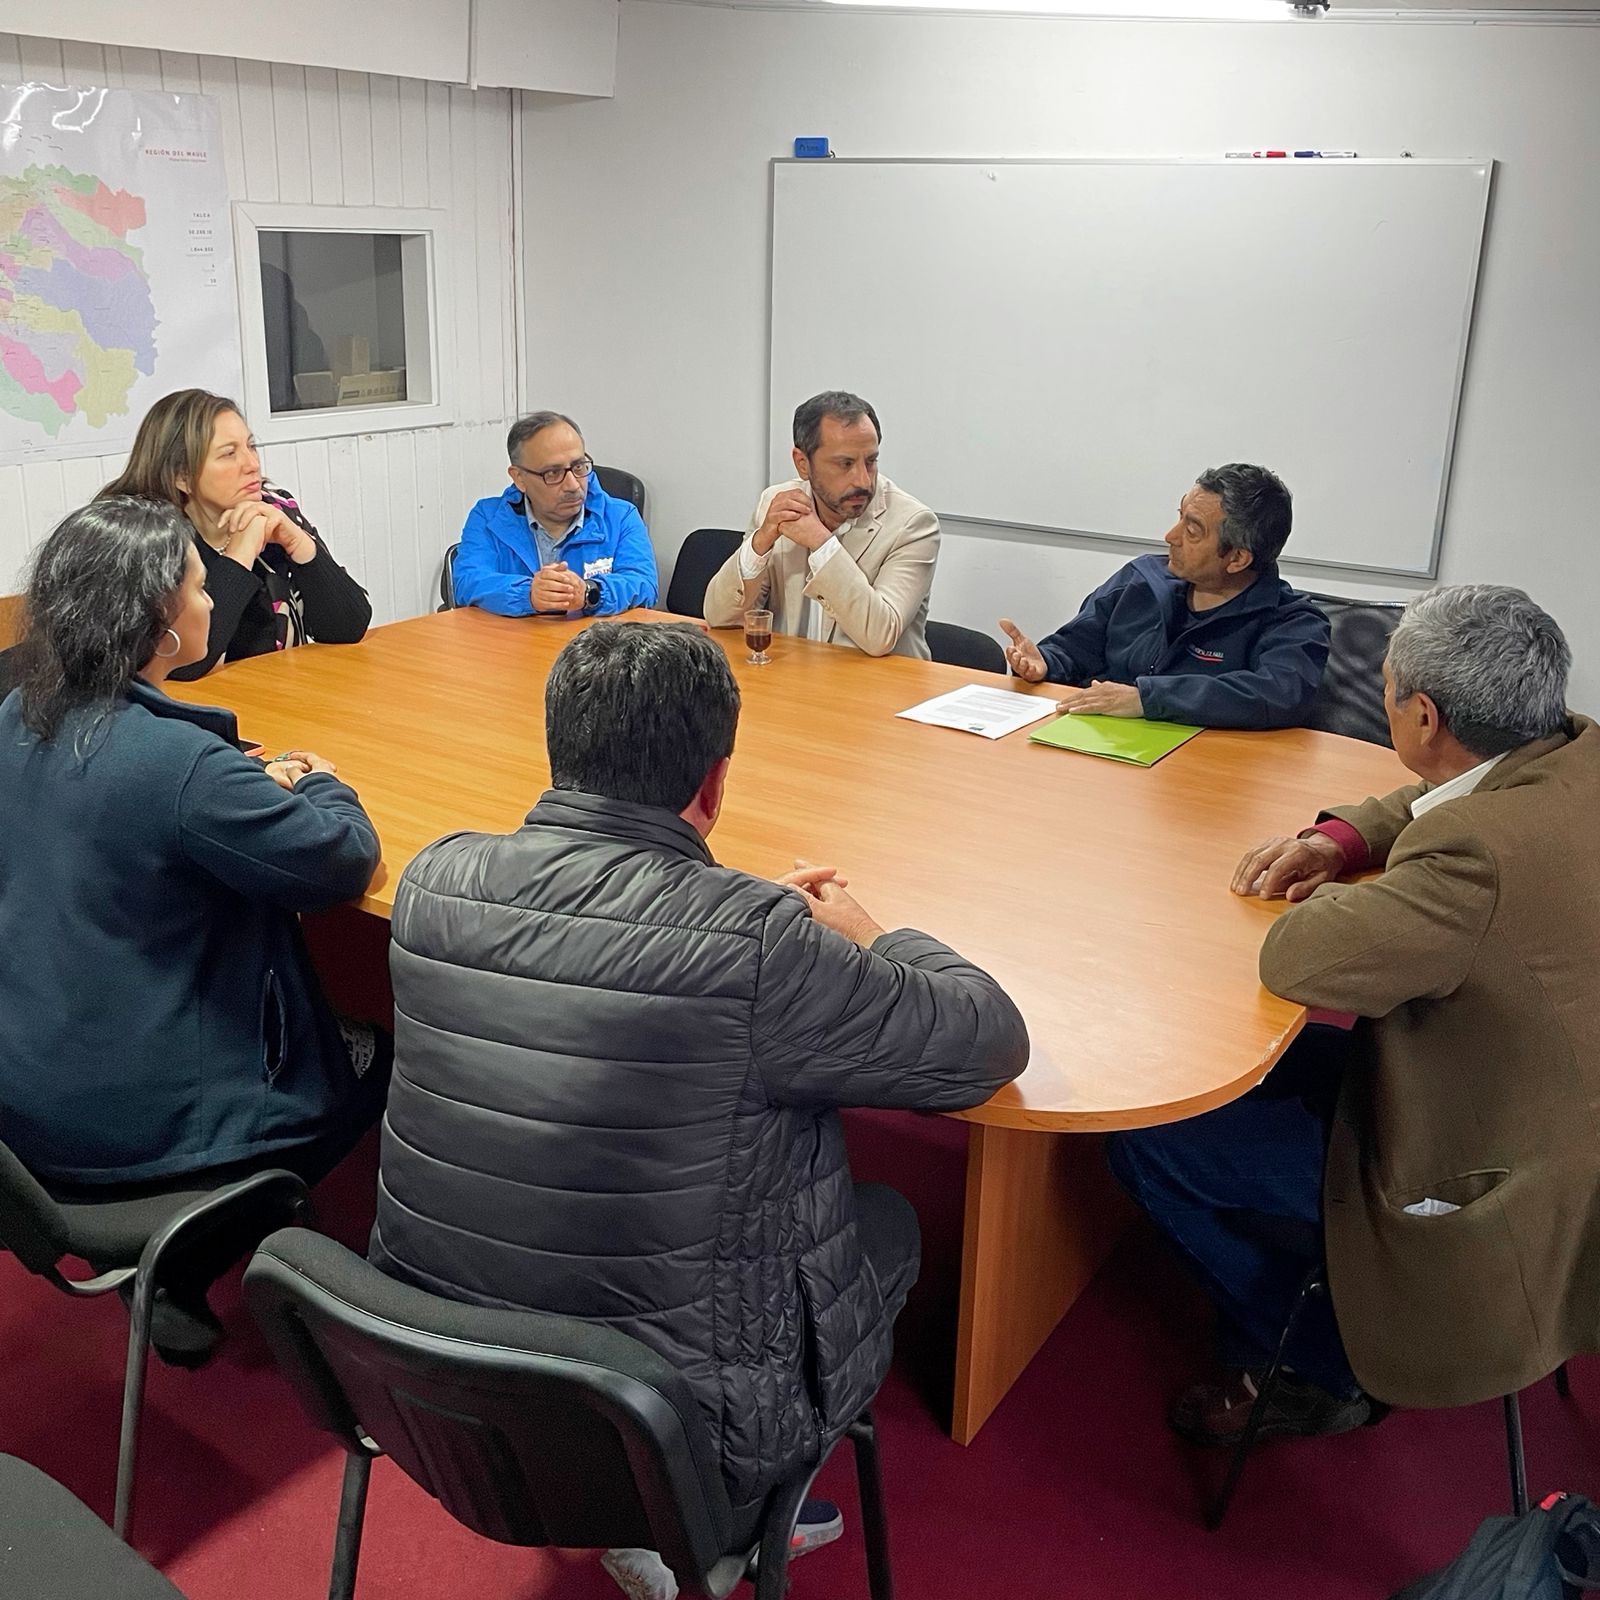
[702,476,940,659]
[1260,717,1600,1408]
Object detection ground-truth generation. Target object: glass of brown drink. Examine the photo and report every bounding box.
[744,608,773,666]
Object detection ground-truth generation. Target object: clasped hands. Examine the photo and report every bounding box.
[262,748,337,792]
[774,859,886,950]
[997,618,1145,718]
[215,500,317,568]
[531,561,590,613]
[751,489,833,558]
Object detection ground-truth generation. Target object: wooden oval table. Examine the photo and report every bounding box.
[170,608,1406,1443]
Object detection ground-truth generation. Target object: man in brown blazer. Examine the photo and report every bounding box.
[1107,585,1599,1447]
[703,391,940,659]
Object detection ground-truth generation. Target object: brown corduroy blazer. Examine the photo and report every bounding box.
[1260,716,1600,1407]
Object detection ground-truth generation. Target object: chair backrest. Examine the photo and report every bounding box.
[666,529,741,619]
[438,543,460,611]
[595,465,646,519]
[926,620,1007,674]
[1303,592,1407,747]
[0,1137,74,1277]
[0,594,24,652]
[243,1229,744,1589]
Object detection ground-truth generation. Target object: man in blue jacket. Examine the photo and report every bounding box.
[999,464,1329,729]
[453,411,659,616]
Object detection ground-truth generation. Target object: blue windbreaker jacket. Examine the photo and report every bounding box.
[453,474,659,617]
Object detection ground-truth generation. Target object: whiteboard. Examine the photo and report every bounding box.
[769,159,1492,577]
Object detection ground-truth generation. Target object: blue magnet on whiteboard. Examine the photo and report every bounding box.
[793,137,832,159]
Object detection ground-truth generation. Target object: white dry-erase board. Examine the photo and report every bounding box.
[769,159,1493,578]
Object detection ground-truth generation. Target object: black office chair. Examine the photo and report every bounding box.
[595,464,647,519]
[1205,1214,1572,1531]
[666,529,742,619]
[926,621,1006,674]
[0,1136,311,1539]
[437,542,460,611]
[1304,593,1407,747]
[244,1228,895,1600]
[437,466,647,614]
[0,1454,187,1598]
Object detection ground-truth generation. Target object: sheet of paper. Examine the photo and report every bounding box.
[1029,713,1203,767]
[896,684,1058,740]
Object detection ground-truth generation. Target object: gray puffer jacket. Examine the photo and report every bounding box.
[371,789,1028,1508]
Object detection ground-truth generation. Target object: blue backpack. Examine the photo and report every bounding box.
[1392,1495,1600,1600]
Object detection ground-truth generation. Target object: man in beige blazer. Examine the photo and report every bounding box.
[703,391,940,659]
[1107,585,1600,1448]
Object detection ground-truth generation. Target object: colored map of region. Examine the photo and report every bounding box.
[0,164,157,435]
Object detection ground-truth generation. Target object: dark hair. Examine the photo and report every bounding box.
[16,497,194,743]
[1194,463,1293,568]
[101,388,242,507]
[792,391,881,459]
[545,622,740,811]
[507,411,581,464]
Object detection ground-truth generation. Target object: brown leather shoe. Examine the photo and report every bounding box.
[1168,1369,1372,1449]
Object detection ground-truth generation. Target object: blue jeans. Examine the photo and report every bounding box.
[1104,1027,1358,1397]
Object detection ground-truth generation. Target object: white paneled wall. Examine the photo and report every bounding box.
[0,32,519,624]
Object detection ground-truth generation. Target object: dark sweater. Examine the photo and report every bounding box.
[171,486,371,681]
[0,680,381,1184]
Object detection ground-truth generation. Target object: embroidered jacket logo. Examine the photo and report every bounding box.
[1189,645,1224,665]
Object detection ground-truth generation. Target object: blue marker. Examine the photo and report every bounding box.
[1294,150,1358,158]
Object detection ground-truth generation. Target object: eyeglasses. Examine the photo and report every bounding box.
[514,455,594,488]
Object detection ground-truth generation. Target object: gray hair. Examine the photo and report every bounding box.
[1194,463,1294,568]
[1387,584,1570,757]
[507,411,580,464]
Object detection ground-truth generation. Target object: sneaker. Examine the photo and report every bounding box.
[601,1548,678,1600]
[747,1497,846,1576]
[1168,1368,1372,1449]
[788,1498,844,1558]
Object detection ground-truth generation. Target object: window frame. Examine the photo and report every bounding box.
[233,201,454,444]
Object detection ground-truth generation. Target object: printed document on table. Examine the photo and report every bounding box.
[896,685,1058,740]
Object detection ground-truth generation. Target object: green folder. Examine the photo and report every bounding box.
[1029,713,1202,767]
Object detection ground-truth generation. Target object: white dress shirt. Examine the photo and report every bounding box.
[1410,754,1505,819]
[738,526,850,642]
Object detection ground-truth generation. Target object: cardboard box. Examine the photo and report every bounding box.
[294,332,406,408]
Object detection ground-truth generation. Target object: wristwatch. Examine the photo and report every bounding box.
[583,578,602,612]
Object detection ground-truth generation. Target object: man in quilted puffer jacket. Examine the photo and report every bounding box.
[372,619,1029,1598]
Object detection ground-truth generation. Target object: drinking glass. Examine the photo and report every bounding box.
[744,608,773,666]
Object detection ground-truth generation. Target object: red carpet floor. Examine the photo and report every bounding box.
[3,1108,1597,1600]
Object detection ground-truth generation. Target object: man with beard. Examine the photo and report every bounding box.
[704,390,940,658]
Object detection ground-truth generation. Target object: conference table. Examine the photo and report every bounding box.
[169,607,1406,1444]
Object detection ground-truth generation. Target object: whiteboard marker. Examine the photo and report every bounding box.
[1295,149,1359,158]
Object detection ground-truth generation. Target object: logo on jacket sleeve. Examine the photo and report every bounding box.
[1188,645,1225,665]
[583,557,614,579]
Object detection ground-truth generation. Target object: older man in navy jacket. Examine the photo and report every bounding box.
[999,464,1328,729]
[454,411,659,617]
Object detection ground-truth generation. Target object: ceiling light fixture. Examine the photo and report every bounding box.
[811,0,1324,16]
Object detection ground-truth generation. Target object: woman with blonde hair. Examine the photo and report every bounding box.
[103,388,370,678]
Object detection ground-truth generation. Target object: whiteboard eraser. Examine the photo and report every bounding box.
[793,137,832,159]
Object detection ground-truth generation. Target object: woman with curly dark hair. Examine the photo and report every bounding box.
[0,497,387,1363]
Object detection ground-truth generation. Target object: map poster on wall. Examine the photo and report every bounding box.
[0,83,241,465]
